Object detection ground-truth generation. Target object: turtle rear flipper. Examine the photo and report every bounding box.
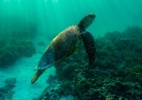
[81,31,96,67]
[31,69,46,84]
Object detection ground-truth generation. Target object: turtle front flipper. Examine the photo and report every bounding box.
[31,69,46,84]
[81,31,96,67]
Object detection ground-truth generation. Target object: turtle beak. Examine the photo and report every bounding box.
[31,69,46,84]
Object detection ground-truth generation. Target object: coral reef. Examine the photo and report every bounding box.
[0,78,16,100]
[0,17,37,67]
[35,26,142,100]
[34,75,62,100]
[0,37,36,67]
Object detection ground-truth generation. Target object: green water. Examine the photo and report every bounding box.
[0,0,142,99]
[0,0,142,38]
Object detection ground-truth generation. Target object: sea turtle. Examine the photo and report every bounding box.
[31,13,96,84]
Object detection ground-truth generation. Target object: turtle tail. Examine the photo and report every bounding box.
[81,31,96,67]
[31,69,46,84]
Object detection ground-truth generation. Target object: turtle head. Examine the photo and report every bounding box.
[78,13,95,32]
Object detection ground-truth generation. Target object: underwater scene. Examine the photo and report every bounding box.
[0,0,142,100]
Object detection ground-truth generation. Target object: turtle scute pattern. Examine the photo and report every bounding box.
[53,26,80,62]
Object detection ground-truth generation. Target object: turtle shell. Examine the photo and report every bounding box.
[52,25,80,61]
[37,25,80,70]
